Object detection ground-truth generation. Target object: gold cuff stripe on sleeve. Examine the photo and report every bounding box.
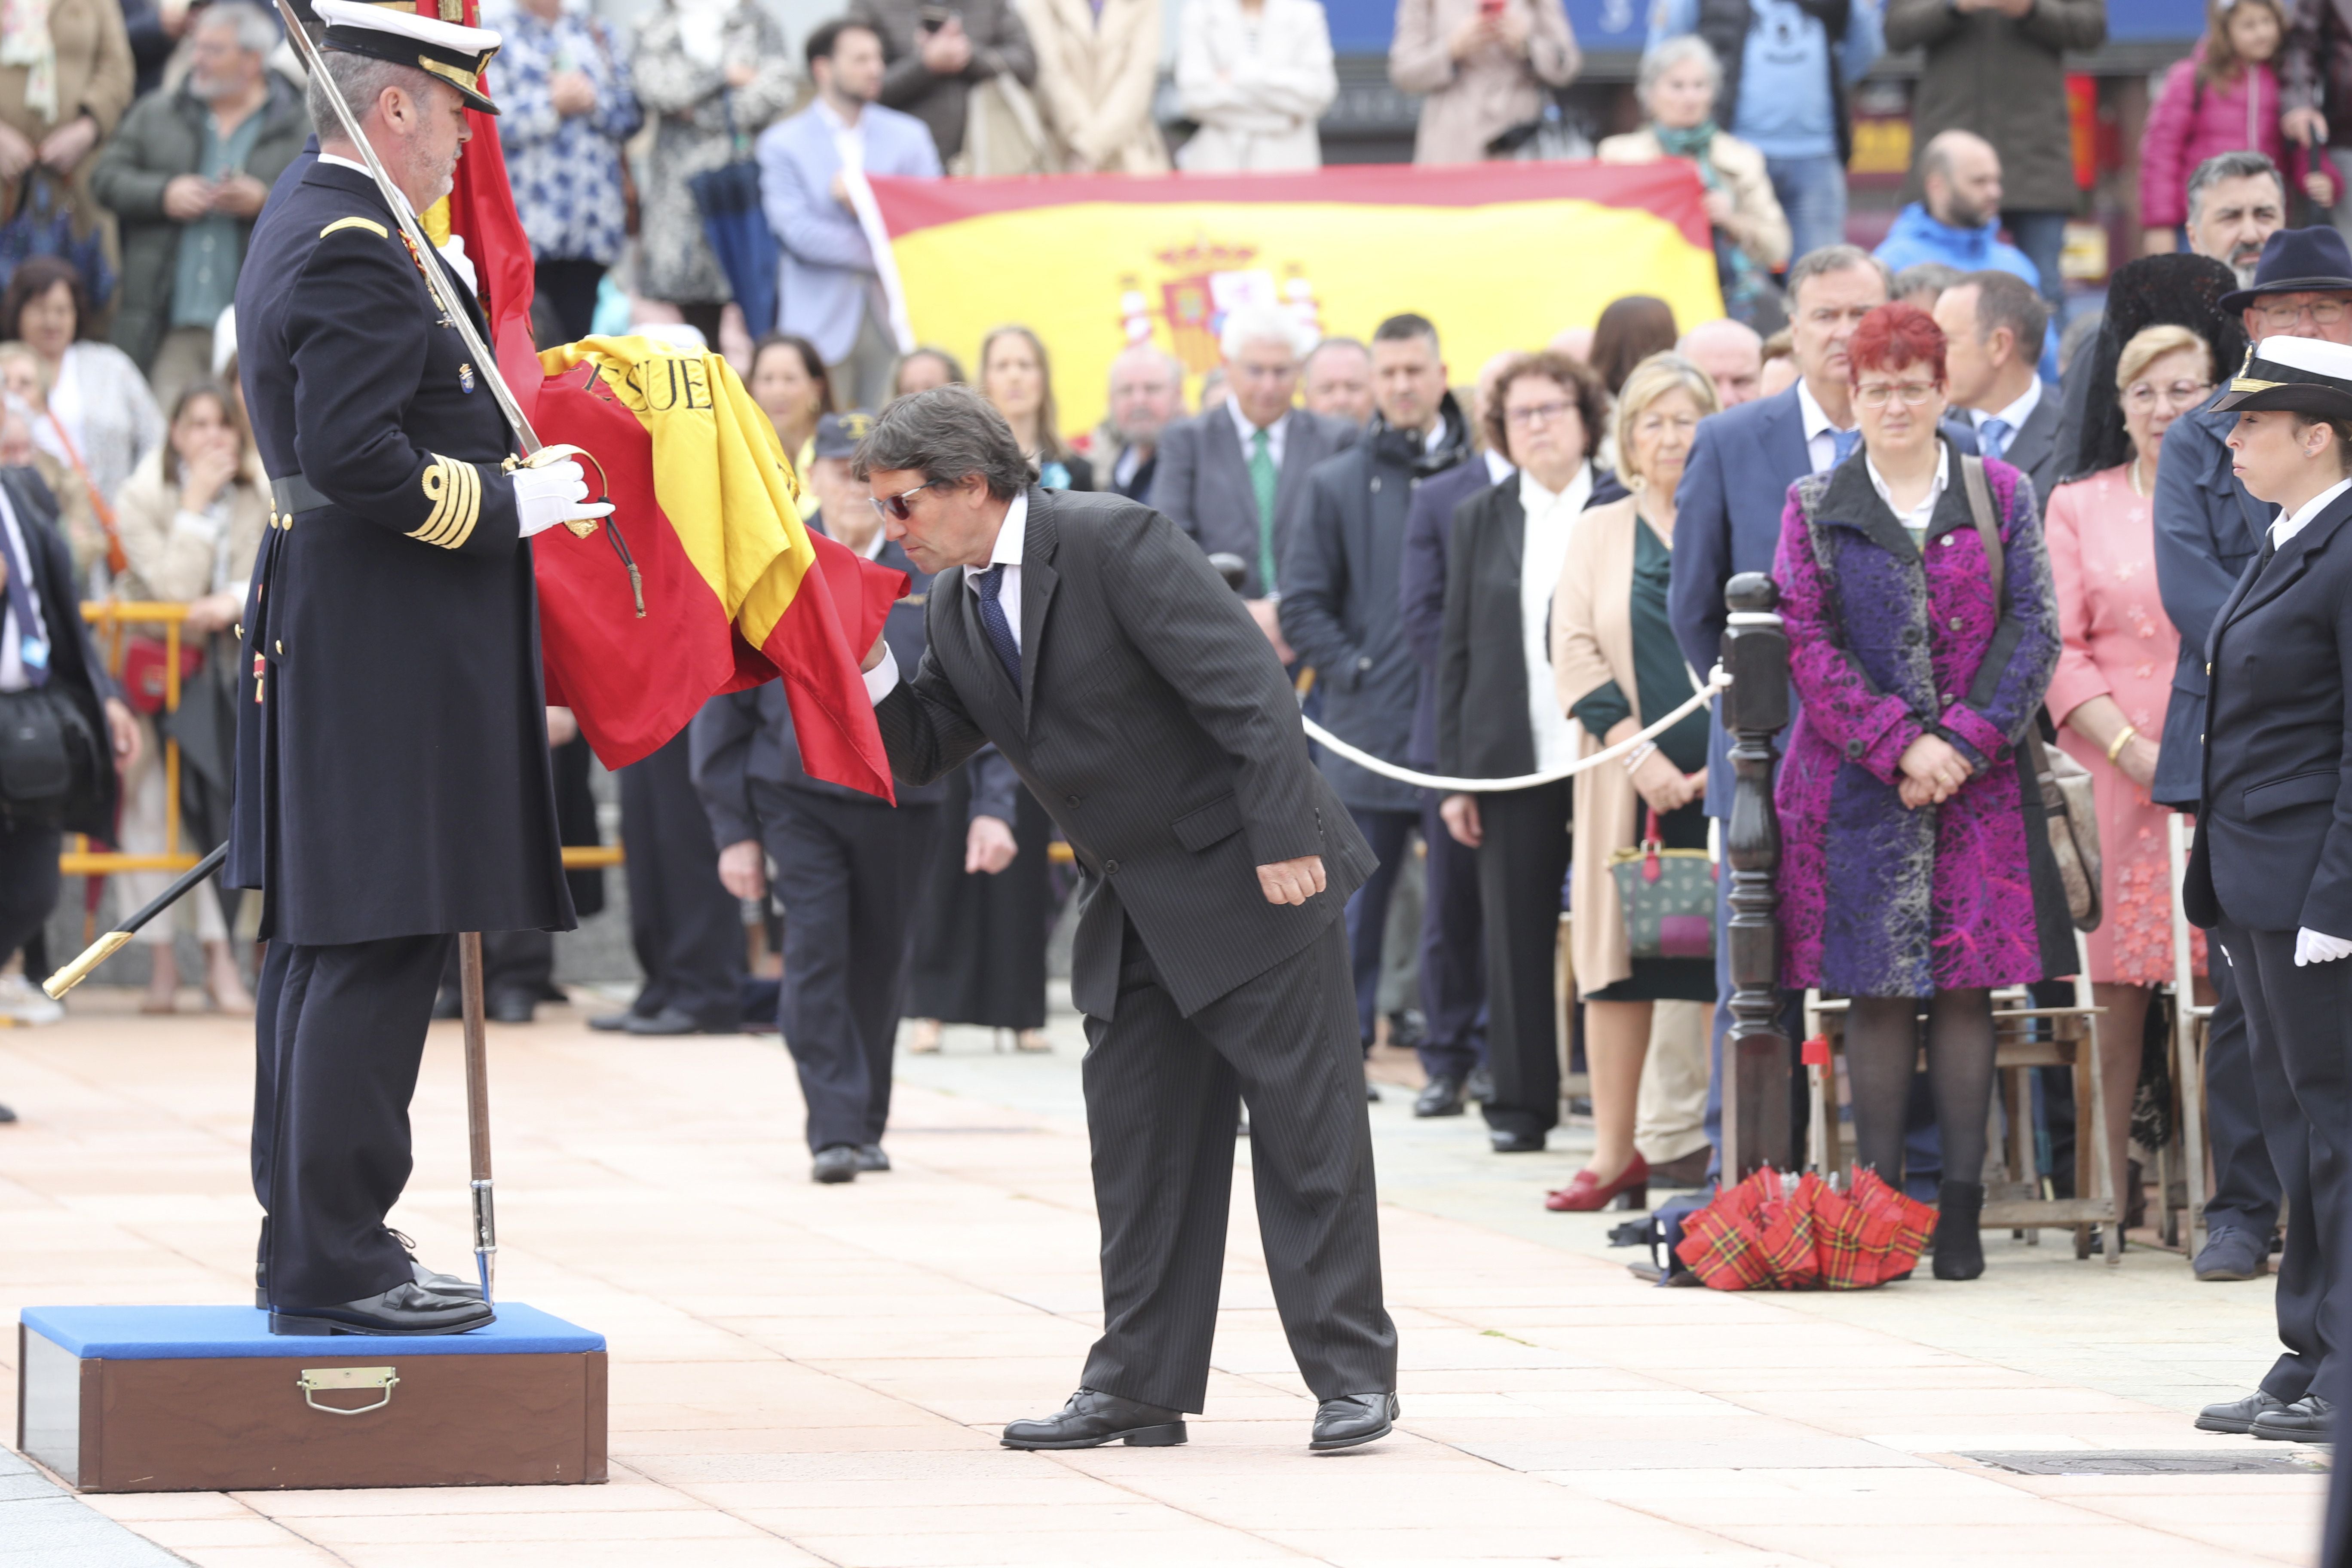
[412,455,480,549]
[320,216,389,240]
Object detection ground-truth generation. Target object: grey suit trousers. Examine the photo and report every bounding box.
[1079,914,1398,1411]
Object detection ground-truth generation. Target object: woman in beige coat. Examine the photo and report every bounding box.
[1021,0,1168,174]
[0,0,132,275]
[1175,0,1336,172]
[1547,352,1719,1212]
[1388,0,1577,165]
[1596,36,1788,275]
[112,383,266,1013]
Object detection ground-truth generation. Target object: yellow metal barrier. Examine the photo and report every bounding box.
[60,601,628,881]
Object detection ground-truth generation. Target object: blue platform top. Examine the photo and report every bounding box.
[18,1303,604,1360]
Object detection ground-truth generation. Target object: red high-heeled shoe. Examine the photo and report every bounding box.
[1544,1152,1650,1212]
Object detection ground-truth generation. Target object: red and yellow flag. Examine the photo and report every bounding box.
[864,160,1723,437]
[532,339,904,797]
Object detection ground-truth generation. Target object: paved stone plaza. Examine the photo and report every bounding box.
[0,987,2328,1567]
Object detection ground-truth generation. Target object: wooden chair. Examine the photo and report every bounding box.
[1805,971,2124,1265]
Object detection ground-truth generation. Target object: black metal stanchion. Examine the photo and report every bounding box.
[1721,572,1790,1180]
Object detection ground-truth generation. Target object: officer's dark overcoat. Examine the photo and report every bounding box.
[227,157,573,944]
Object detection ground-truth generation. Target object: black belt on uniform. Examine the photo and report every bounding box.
[269,473,331,519]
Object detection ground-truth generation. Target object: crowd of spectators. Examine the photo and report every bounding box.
[0,0,2328,1277]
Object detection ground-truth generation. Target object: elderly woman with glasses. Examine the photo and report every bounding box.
[2045,322,2215,1228]
[1774,300,2072,1280]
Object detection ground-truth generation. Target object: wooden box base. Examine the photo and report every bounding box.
[16,1304,606,1492]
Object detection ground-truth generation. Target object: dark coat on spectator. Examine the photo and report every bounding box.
[848,0,1038,166]
[1281,400,1470,812]
[1885,0,2106,213]
[93,72,311,372]
[6,466,119,837]
[1149,404,1357,597]
[1399,451,1507,767]
[2283,0,2352,150]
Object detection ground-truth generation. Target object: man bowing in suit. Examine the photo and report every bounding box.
[855,386,1398,1453]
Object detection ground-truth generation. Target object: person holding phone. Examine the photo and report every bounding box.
[848,0,1036,168]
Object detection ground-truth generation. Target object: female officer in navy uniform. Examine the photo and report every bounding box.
[230,0,611,1335]
[2185,334,2352,1452]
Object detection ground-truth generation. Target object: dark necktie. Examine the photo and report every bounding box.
[0,518,47,687]
[972,564,1020,688]
[1829,427,1861,467]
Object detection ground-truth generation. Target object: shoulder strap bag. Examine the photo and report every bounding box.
[1957,453,2102,932]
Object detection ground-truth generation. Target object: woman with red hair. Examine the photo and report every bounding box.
[1772,301,2072,1280]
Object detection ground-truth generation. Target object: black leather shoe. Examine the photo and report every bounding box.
[1414,1075,1465,1118]
[813,1145,861,1184]
[0,1101,15,1123]
[624,1007,735,1036]
[1490,1130,1546,1153]
[431,990,462,1021]
[270,1281,494,1336]
[2253,1394,2332,1441]
[856,1143,890,1172]
[389,1228,481,1299]
[1311,1392,1399,1452]
[1931,1180,1985,1280]
[487,990,535,1025]
[587,1010,638,1032]
[1464,1067,1495,1103]
[1001,1388,1186,1449]
[1386,1008,1427,1051]
[2195,1223,2271,1281]
[2197,1389,2290,1434]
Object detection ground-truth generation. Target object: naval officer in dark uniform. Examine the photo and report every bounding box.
[230,0,612,1336]
[2184,334,2352,1451]
[691,412,945,1184]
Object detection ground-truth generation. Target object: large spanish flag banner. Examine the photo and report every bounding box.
[529,338,904,798]
[862,162,1723,436]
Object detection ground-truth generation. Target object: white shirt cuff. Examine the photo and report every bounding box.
[863,643,900,704]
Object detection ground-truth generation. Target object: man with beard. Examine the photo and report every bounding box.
[1281,314,1470,1109]
[1874,129,2058,380]
[91,1,309,404]
[230,0,612,1335]
[2187,151,2291,290]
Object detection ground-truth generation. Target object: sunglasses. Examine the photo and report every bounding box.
[869,480,939,522]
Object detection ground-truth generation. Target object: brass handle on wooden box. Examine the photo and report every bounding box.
[297,1366,399,1415]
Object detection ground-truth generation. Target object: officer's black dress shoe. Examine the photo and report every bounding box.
[270,1281,494,1336]
[812,1145,861,1184]
[1386,1008,1427,1051]
[624,1007,735,1036]
[487,990,536,1025]
[256,1231,482,1308]
[1414,1075,1465,1117]
[2194,1223,2271,1281]
[1000,1388,1186,1449]
[1490,1129,1546,1153]
[1311,1392,1399,1452]
[1464,1067,1495,1103]
[856,1144,890,1172]
[2197,1389,2290,1434]
[587,1010,639,1032]
[2253,1394,2332,1441]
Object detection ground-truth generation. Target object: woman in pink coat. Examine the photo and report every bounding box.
[2044,323,2215,1232]
[2139,0,2328,252]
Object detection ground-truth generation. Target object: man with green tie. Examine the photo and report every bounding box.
[1148,300,1360,661]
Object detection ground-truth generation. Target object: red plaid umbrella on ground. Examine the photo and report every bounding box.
[1676,1169,1940,1290]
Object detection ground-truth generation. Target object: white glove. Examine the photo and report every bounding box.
[2295,928,2352,966]
[511,457,613,538]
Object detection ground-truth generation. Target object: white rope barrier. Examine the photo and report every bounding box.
[1298,667,1732,794]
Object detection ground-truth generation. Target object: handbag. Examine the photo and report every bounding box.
[1956,453,2103,931]
[1606,806,1717,960]
[0,169,113,307]
[120,634,202,717]
[0,682,103,827]
[685,91,778,338]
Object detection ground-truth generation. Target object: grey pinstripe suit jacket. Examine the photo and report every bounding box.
[874,487,1377,1020]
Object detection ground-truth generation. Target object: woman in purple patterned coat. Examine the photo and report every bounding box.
[1773,302,2074,1280]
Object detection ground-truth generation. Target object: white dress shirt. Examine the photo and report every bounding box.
[1518,463,1590,772]
[0,483,46,692]
[814,95,866,175]
[1866,444,1951,548]
[1797,377,1858,476]
[1482,448,1514,485]
[864,490,1028,702]
[1227,396,1286,469]
[2272,476,2352,550]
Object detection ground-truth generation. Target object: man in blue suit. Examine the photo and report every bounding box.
[757,18,940,411]
[1669,246,1887,1173]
